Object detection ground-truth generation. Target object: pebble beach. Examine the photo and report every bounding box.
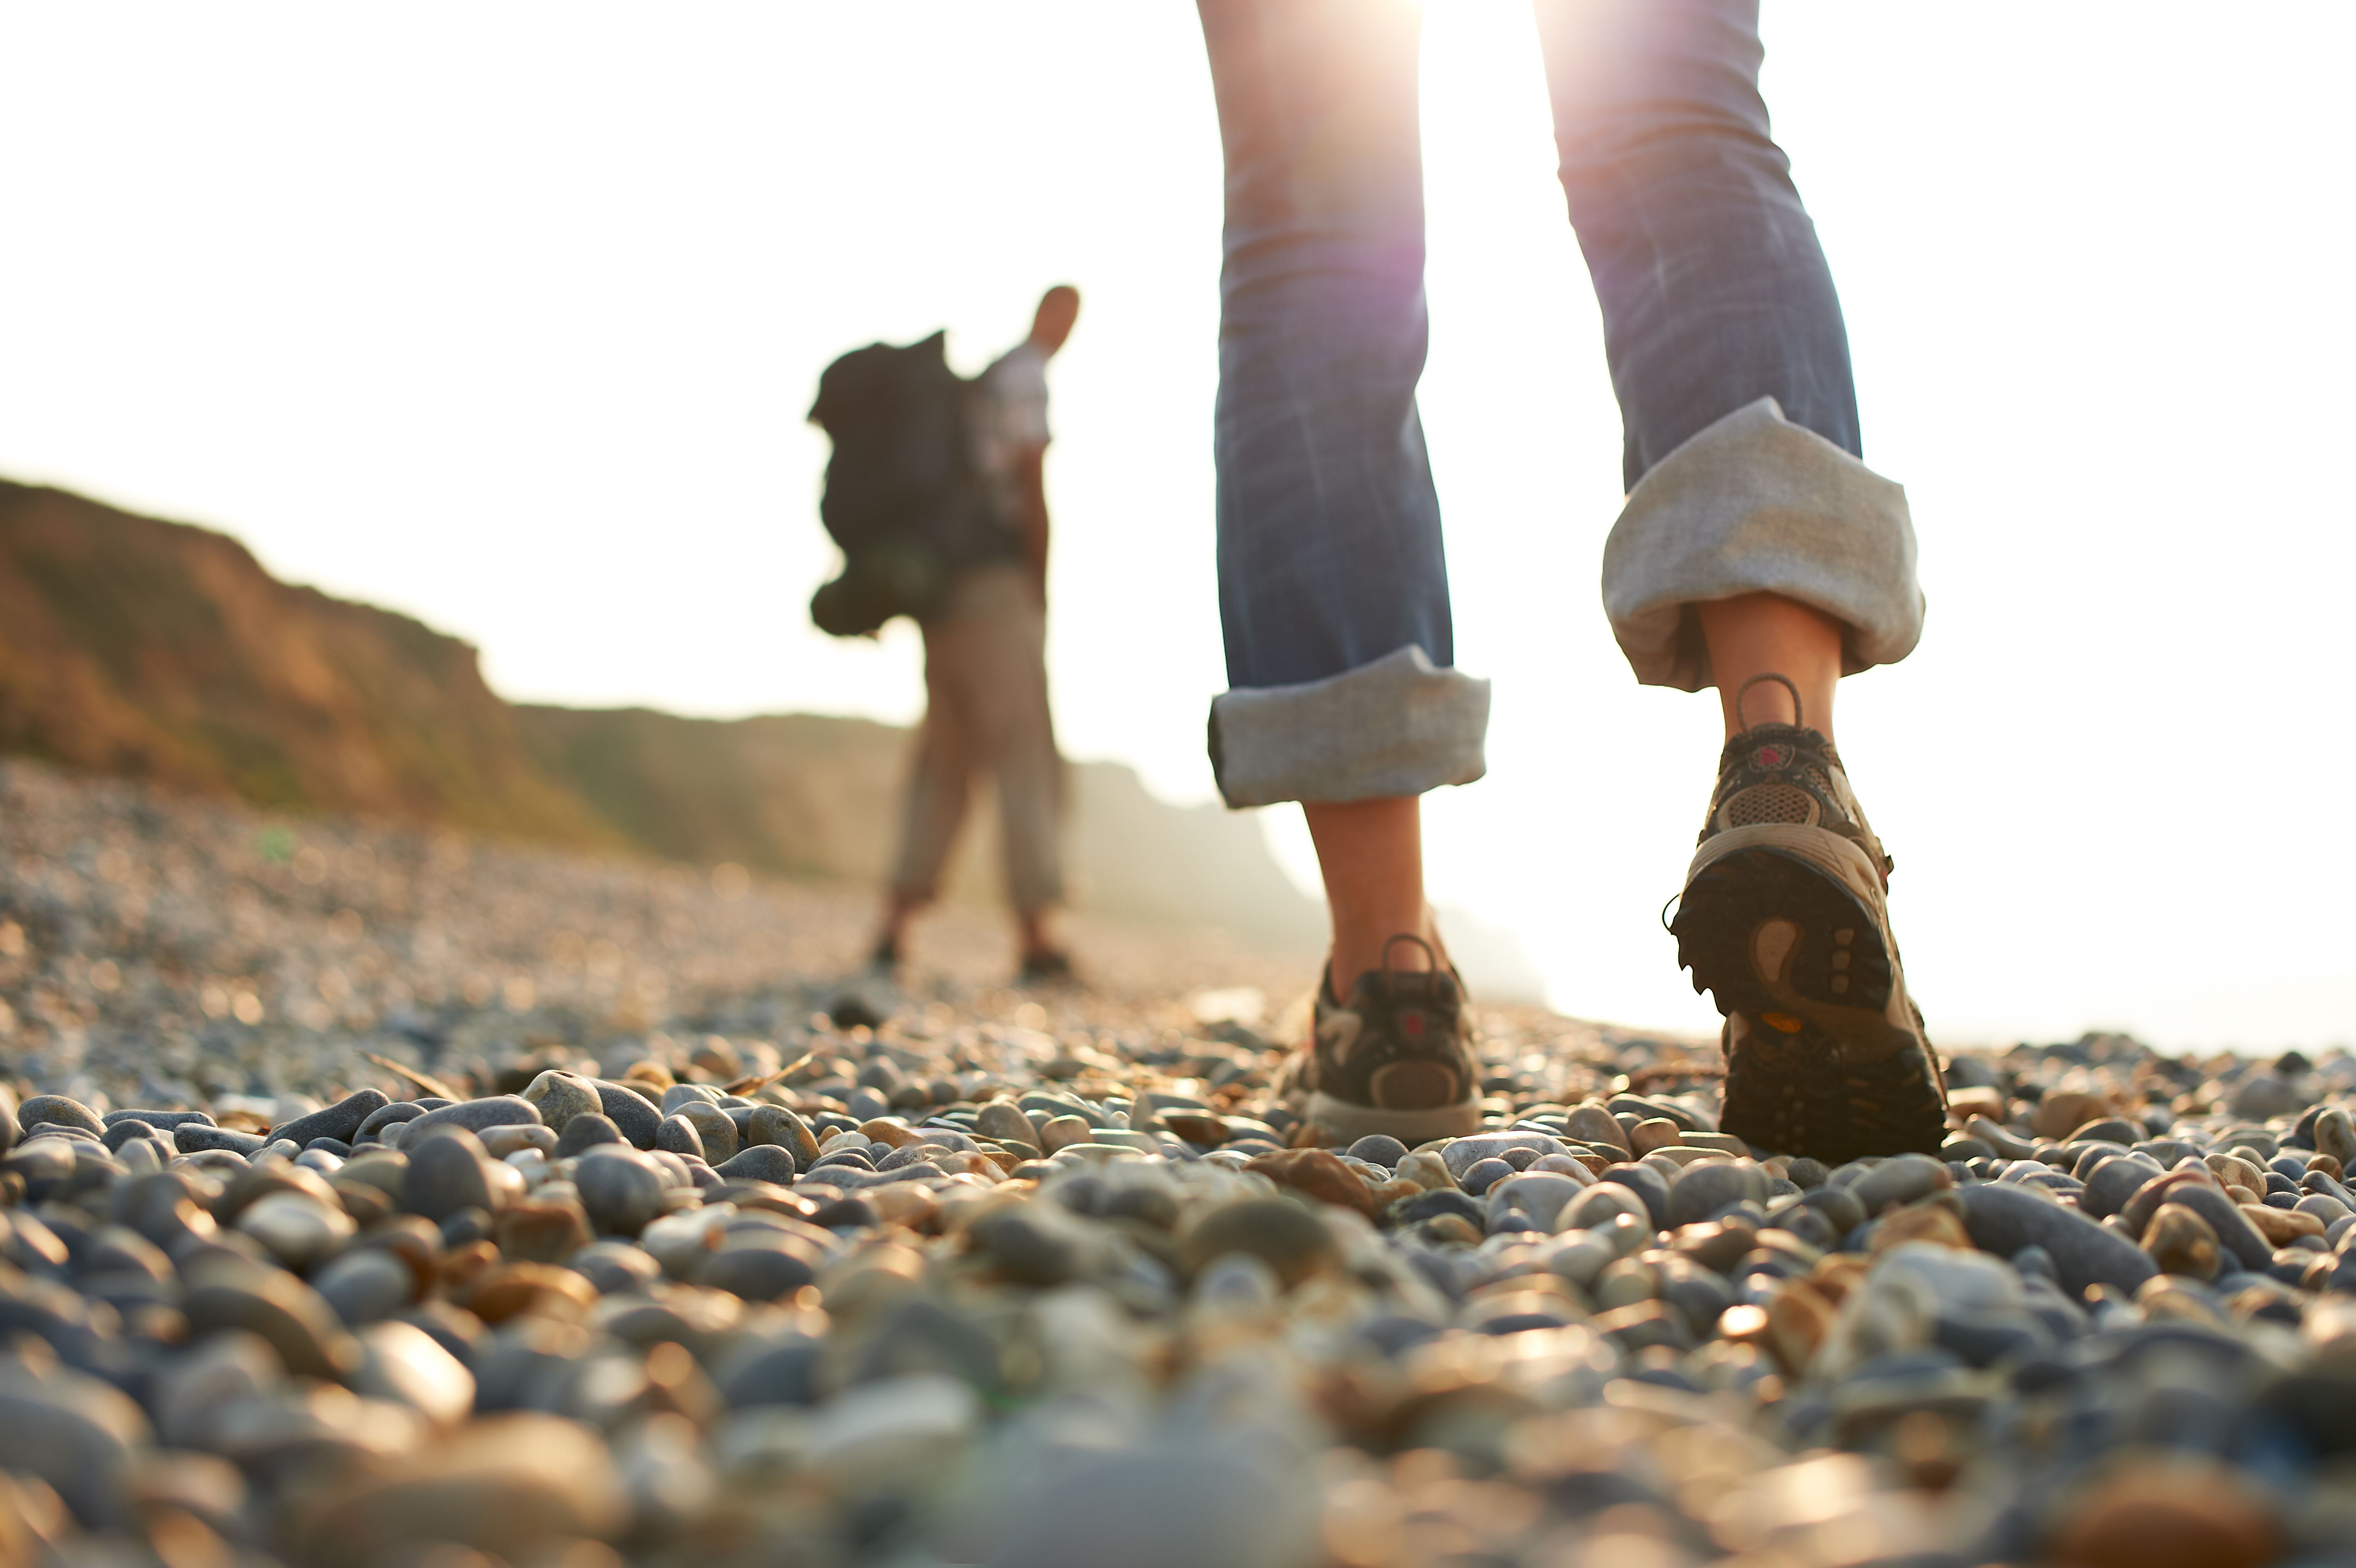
[3,759,2354,1568]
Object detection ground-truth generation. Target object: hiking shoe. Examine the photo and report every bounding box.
[1016,948,1076,987]
[1669,697,1946,1163]
[1278,935,1483,1145]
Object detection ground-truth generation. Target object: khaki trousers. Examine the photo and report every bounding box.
[890,563,1067,913]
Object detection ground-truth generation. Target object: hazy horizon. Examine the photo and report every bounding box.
[4,1,2351,1053]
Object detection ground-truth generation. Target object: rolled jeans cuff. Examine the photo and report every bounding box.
[1601,397,1925,691]
[1209,645,1490,808]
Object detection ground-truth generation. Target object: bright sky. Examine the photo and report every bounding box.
[4,3,2351,1052]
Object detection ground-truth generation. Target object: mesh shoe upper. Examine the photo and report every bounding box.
[1699,723,1891,881]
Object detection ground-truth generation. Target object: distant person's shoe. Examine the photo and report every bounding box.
[1278,935,1483,1145]
[1016,948,1076,987]
[867,934,901,975]
[1671,715,1948,1163]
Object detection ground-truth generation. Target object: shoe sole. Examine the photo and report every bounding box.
[1672,831,1946,1162]
[1301,1091,1484,1148]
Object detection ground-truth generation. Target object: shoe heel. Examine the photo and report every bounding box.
[1674,843,1892,1023]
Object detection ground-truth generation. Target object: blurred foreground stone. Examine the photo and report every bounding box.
[4,762,2356,1565]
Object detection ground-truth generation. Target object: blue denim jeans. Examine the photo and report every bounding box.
[1199,0,1923,808]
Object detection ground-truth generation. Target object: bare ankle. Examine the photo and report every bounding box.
[1695,594,1842,742]
[1303,795,1433,996]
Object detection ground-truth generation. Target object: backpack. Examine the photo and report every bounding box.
[805,330,1004,637]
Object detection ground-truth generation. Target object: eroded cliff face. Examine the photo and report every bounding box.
[0,479,1320,947]
[0,480,612,843]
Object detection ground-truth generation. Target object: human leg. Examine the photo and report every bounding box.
[1196,0,1483,1139]
[876,614,981,965]
[949,567,1072,975]
[1303,797,1432,986]
[1537,0,1941,1156]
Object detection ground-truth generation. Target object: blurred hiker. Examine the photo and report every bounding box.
[810,287,1081,983]
[1196,0,1944,1162]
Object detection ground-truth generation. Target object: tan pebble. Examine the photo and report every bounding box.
[2315,1108,2356,1168]
[1420,1214,1484,1247]
[2239,1202,2323,1245]
[2134,1277,2224,1325]
[1811,1253,1869,1303]
[1245,1148,1382,1217]
[1946,1085,2006,1122]
[2205,1152,2265,1193]
[1868,1202,1972,1253]
[1718,1301,1771,1344]
[860,1118,921,1150]
[1395,1150,1453,1191]
[2307,1151,2345,1180]
[868,1185,939,1227]
[469,1261,597,1325]
[1563,1103,1632,1156]
[2143,1202,2223,1280]
[1766,1280,1836,1373]
[1039,1115,1094,1154]
[2031,1089,2111,1140]
[1631,1118,1685,1156]
[1594,1258,1660,1310]
[2047,1458,2278,1568]
[1467,1273,1587,1311]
